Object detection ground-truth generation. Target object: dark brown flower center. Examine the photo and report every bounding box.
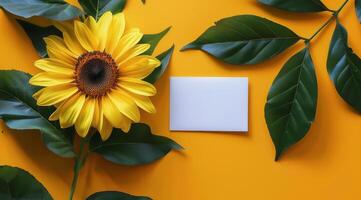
[75,51,118,97]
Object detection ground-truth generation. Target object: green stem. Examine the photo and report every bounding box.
[304,0,349,44]
[68,138,89,200]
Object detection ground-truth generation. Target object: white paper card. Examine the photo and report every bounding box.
[170,77,248,132]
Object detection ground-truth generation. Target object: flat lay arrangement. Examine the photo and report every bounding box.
[0,0,360,199]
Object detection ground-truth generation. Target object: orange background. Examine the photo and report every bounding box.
[0,0,361,199]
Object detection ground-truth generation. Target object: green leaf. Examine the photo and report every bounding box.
[0,0,82,21]
[144,45,174,84]
[87,191,151,200]
[140,27,171,55]
[356,0,361,23]
[265,47,317,160]
[0,166,53,200]
[0,70,75,158]
[181,15,300,65]
[17,20,61,58]
[90,123,183,166]
[78,0,126,20]
[258,0,330,12]
[327,21,361,112]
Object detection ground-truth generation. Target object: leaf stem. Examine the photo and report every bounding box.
[304,0,349,44]
[68,137,89,200]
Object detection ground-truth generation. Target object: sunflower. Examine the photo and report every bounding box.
[29,12,161,140]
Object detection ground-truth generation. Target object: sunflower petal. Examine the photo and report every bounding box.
[108,90,140,122]
[75,98,95,137]
[74,20,98,51]
[117,44,151,65]
[54,21,85,57]
[92,99,103,133]
[45,36,77,64]
[96,11,112,51]
[113,28,143,63]
[35,84,78,106]
[99,117,113,141]
[105,12,125,54]
[119,55,161,79]
[35,58,75,74]
[118,78,157,96]
[30,72,73,87]
[125,91,156,113]
[102,96,131,129]
[59,93,86,128]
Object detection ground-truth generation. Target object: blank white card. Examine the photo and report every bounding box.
[170,77,248,132]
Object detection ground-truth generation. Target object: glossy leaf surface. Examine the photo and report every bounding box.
[90,123,182,166]
[78,0,126,19]
[0,70,75,157]
[327,22,361,112]
[258,0,330,12]
[0,166,53,200]
[140,27,171,55]
[356,0,361,23]
[0,0,82,21]
[87,191,151,200]
[265,47,317,160]
[182,15,300,65]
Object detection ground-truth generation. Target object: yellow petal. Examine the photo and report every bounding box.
[108,89,140,122]
[45,36,77,64]
[75,98,95,137]
[119,55,161,79]
[118,78,156,96]
[54,21,85,57]
[74,21,98,51]
[96,11,112,51]
[117,44,151,65]
[32,88,44,100]
[59,93,86,128]
[113,28,143,63]
[102,96,131,129]
[105,12,125,54]
[35,58,75,75]
[124,91,156,113]
[99,117,113,141]
[29,72,73,86]
[92,99,103,133]
[36,84,78,106]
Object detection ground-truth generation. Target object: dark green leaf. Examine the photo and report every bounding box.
[144,45,174,84]
[78,0,126,20]
[181,15,300,65]
[17,20,61,58]
[90,123,183,166]
[140,27,171,55]
[356,0,361,23]
[0,70,75,158]
[327,21,361,112]
[0,0,82,21]
[0,166,53,200]
[258,0,330,12]
[265,47,317,160]
[87,191,151,200]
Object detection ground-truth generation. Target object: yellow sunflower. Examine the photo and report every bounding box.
[29,12,161,140]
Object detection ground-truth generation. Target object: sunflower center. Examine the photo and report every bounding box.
[75,51,118,97]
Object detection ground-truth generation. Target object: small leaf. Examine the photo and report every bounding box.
[90,123,183,166]
[265,47,317,160]
[356,0,361,23]
[258,0,330,12]
[0,70,75,158]
[182,15,300,65]
[0,166,53,200]
[78,0,126,20]
[140,27,171,55]
[87,191,151,200]
[144,45,174,84]
[17,20,61,58]
[327,21,361,112]
[0,0,82,21]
